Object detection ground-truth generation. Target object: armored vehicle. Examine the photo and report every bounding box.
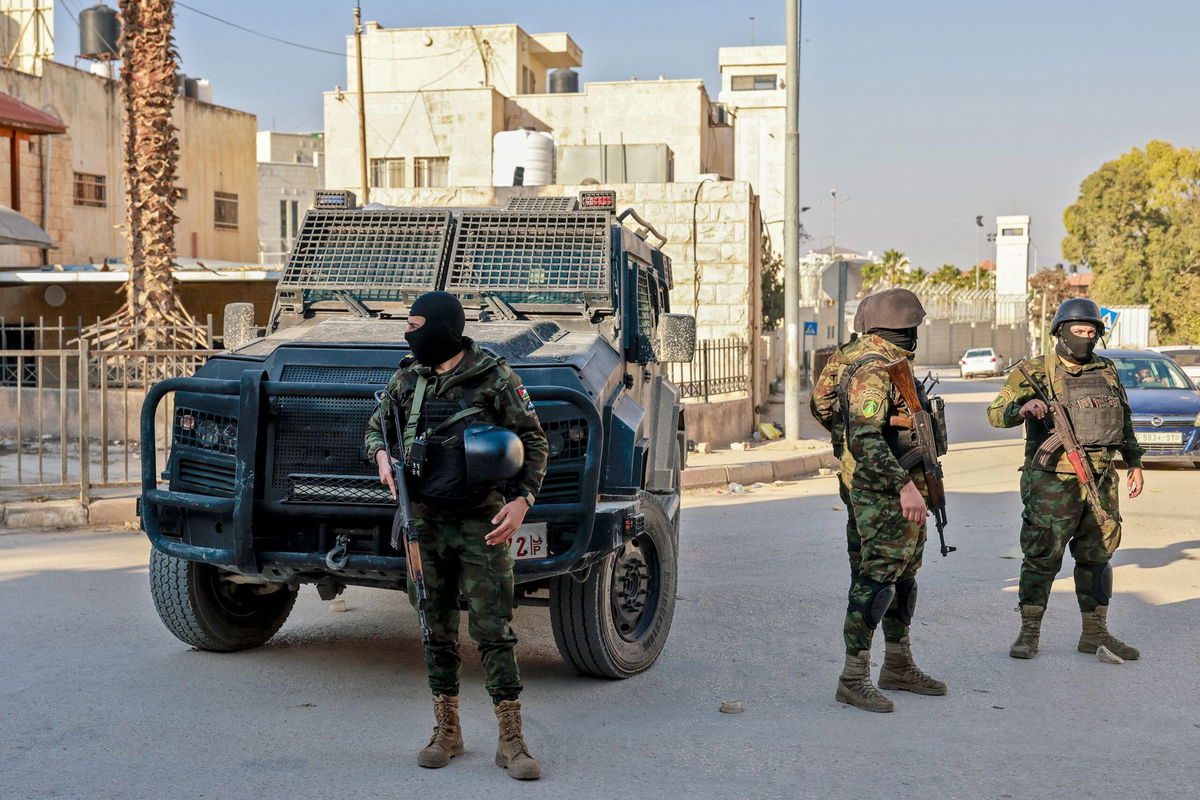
[140,190,695,678]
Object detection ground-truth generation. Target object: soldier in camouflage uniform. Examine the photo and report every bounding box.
[986,298,1144,662]
[831,288,947,713]
[810,296,874,577]
[364,291,549,780]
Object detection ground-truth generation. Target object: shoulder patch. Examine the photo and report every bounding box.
[516,384,535,412]
[991,385,1014,408]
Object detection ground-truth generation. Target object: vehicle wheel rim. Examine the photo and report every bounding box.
[609,534,660,643]
[203,566,268,619]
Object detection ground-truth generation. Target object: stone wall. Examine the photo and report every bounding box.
[913,320,1029,366]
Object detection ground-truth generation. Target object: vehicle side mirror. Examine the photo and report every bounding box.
[656,313,696,363]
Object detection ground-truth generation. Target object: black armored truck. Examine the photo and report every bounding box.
[140,190,695,678]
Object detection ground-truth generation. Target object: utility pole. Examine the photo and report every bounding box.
[832,189,850,345]
[783,0,802,440]
[354,3,369,204]
[975,214,984,291]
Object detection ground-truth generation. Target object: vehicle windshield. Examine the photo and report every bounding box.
[964,349,992,358]
[1109,356,1194,390]
[1160,349,1200,367]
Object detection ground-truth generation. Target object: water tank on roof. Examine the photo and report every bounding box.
[79,3,120,60]
[549,68,579,94]
[492,129,554,187]
[194,79,213,104]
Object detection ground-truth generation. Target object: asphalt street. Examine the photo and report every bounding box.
[2,374,1198,799]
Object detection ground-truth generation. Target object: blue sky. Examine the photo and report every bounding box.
[52,1,1200,271]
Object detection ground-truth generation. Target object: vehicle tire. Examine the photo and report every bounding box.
[149,548,297,652]
[548,492,678,679]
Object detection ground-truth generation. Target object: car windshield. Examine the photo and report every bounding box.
[1109,356,1194,390]
[965,349,992,358]
[1161,349,1200,367]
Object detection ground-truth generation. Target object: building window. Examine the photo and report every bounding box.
[369,157,405,188]
[175,186,188,202]
[731,74,778,91]
[73,173,106,207]
[1001,227,1024,236]
[413,157,449,188]
[214,191,238,230]
[279,199,288,251]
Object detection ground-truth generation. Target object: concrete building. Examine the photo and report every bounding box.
[995,214,1030,324]
[257,131,324,264]
[718,46,785,245]
[323,22,734,198]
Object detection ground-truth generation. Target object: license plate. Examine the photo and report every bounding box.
[509,523,548,561]
[1135,431,1183,444]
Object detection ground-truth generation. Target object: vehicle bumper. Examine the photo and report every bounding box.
[140,374,622,584]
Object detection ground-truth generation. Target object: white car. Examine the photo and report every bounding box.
[1148,345,1200,385]
[959,347,1003,378]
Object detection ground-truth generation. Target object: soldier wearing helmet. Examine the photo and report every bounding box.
[364,291,549,779]
[986,297,1144,662]
[823,288,948,712]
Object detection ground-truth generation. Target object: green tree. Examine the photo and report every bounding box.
[877,249,909,283]
[1062,140,1200,340]
[929,264,964,287]
[760,249,784,331]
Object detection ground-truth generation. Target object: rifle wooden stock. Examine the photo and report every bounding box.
[883,359,954,556]
[1012,361,1112,527]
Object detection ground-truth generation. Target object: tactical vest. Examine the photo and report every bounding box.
[836,354,948,465]
[401,372,488,505]
[1059,367,1124,447]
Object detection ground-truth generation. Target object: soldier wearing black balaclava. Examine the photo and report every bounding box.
[364,291,550,780]
[987,298,1145,662]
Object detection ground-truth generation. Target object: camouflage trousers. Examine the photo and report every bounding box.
[843,479,927,655]
[841,476,861,578]
[408,516,522,704]
[1018,467,1121,611]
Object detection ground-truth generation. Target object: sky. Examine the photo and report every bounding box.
[51,0,1200,271]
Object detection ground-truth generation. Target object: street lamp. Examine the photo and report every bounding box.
[974,214,984,290]
[831,189,852,344]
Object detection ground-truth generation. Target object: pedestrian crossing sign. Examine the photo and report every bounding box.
[1099,307,1119,330]
[804,321,818,336]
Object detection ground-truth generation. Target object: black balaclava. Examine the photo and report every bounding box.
[1055,323,1099,363]
[869,326,918,352]
[405,291,466,367]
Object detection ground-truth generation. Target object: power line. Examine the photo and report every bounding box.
[174,2,473,62]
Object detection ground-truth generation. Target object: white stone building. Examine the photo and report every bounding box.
[256,131,324,264]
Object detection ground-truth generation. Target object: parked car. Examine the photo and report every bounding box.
[1148,345,1200,384]
[1099,348,1200,467]
[959,347,1003,378]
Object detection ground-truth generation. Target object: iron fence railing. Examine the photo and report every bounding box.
[866,281,995,322]
[668,338,749,401]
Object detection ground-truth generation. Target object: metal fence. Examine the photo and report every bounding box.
[0,337,218,499]
[668,338,749,401]
[866,282,996,322]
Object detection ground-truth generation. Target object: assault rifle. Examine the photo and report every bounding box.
[1010,360,1112,527]
[375,390,433,644]
[883,359,954,557]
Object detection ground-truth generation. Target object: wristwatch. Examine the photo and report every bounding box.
[515,491,535,509]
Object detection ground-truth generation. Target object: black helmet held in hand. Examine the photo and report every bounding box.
[464,425,525,485]
[1049,298,1103,335]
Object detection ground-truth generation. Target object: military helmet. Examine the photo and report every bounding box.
[1050,297,1103,335]
[852,294,873,333]
[463,425,525,485]
[860,287,926,331]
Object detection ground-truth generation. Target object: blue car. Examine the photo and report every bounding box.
[1098,349,1200,467]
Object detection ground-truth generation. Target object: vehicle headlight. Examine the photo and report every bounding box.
[195,419,237,451]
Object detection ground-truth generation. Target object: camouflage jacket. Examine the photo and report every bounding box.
[839,334,924,495]
[810,341,854,462]
[364,339,549,508]
[986,353,1143,472]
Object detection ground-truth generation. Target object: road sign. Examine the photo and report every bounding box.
[803,321,818,336]
[1099,307,1120,330]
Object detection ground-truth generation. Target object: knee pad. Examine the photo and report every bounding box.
[850,576,896,628]
[1074,562,1112,606]
[890,578,917,625]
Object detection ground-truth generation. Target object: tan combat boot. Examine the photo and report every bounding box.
[1078,606,1140,660]
[878,636,947,695]
[494,700,541,780]
[1009,605,1045,659]
[835,650,894,712]
[417,695,464,769]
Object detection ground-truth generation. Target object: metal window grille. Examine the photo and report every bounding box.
[446,211,611,300]
[668,338,749,400]
[278,209,453,301]
[413,156,449,188]
[73,173,106,207]
[369,157,405,189]
[214,191,238,230]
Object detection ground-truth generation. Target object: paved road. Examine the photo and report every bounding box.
[2,375,1197,799]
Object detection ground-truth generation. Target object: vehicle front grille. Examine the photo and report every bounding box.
[1141,443,1193,454]
[173,408,238,456]
[176,457,235,497]
[543,418,589,461]
[272,396,377,490]
[287,474,394,505]
[1132,416,1195,426]
[538,468,582,505]
[280,365,396,384]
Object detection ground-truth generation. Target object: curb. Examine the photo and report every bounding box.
[681,447,835,490]
[1,496,139,532]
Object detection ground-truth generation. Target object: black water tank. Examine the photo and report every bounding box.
[549,68,579,94]
[79,3,120,60]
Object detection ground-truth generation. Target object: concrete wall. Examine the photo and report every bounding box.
[913,320,1030,366]
[718,46,785,243]
[0,60,259,267]
[681,395,753,448]
[0,386,149,439]
[257,159,323,263]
